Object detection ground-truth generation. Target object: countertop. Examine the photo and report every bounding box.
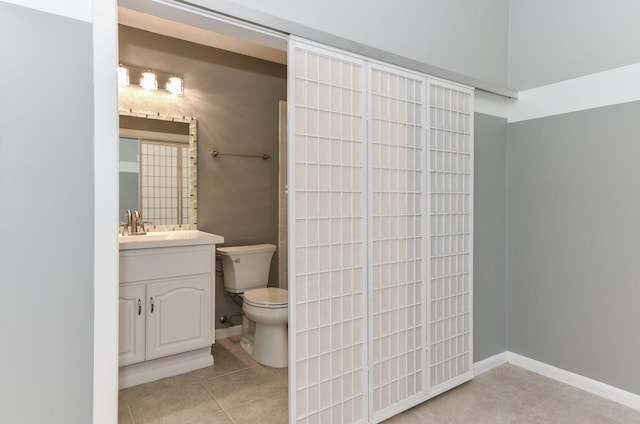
[118,230,224,250]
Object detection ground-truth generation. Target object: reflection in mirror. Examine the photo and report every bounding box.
[119,109,197,231]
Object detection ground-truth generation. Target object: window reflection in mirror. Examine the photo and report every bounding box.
[118,110,197,231]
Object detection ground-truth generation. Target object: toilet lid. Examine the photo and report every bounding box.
[243,287,288,307]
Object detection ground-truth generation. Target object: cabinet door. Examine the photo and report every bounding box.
[119,284,146,366]
[146,275,212,360]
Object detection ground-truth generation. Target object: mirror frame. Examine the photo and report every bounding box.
[119,108,198,231]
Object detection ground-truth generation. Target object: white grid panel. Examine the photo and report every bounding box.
[140,141,179,225]
[289,41,368,424]
[368,65,427,418]
[427,80,474,393]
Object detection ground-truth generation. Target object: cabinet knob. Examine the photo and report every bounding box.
[150,297,155,313]
[138,299,142,315]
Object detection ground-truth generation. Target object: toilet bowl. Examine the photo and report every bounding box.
[216,244,288,368]
[242,287,288,368]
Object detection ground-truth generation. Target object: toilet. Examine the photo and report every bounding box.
[216,243,288,368]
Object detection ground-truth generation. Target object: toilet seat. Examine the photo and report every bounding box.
[243,287,288,309]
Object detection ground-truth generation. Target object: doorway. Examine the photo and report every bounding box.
[116,1,291,421]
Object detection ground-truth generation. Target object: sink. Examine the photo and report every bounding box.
[118,230,224,250]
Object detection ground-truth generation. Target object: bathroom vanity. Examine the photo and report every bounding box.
[118,230,224,388]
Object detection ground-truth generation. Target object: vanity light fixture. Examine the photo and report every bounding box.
[118,64,184,96]
[140,70,158,91]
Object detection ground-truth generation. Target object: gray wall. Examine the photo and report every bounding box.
[209,0,509,88]
[507,101,640,395]
[473,113,508,361]
[0,2,94,422]
[118,26,287,328]
[509,0,640,90]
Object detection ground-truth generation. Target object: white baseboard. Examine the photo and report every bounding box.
[119,347,213,389]
[215,324,242,340]
[473,351,509,375]
[507,352,640,412]
[473,351,640,412]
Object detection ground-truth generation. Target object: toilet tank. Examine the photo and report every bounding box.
[216,244,276,293]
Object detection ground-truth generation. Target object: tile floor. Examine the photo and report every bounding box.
[384,365,640,424]
[118,336,287,424]
[119,338,640,424]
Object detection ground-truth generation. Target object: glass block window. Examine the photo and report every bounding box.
[140,140,189,226]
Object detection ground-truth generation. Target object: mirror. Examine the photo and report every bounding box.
[119,109,197,231]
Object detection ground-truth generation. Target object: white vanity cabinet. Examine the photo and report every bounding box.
[118,274,213,365]
[118,230,223,388]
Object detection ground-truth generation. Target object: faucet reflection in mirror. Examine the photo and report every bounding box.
[119,109,197,232]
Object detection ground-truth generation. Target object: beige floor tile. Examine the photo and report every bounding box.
[518,408,619,424]
[143,404,231,424]
[406,364,640,424]
[128,382,220,423]
[203,365,288,410]
[184,411,236,424]
[558,386,640,424]
[120,340,257,403]
[120,370,209,403]
[382,410,431,423]
[405,383,476,424]
[120,339,640,424]
[168,338,260,386]
[408,376,533,424]
[489,364,570,397]
[413,393,525,424]
[472,364,568,412]
[225,390,288,424]
[207,338,259,376]
[216,336,258,367]
[522,385,640,424]
[509,413,553,424]
[118,399,134,424]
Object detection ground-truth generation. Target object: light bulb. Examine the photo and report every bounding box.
[166,77,183,95]
[117,65,129,86]
[140,71,158,91]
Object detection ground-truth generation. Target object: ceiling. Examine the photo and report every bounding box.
[118,6,287,65]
